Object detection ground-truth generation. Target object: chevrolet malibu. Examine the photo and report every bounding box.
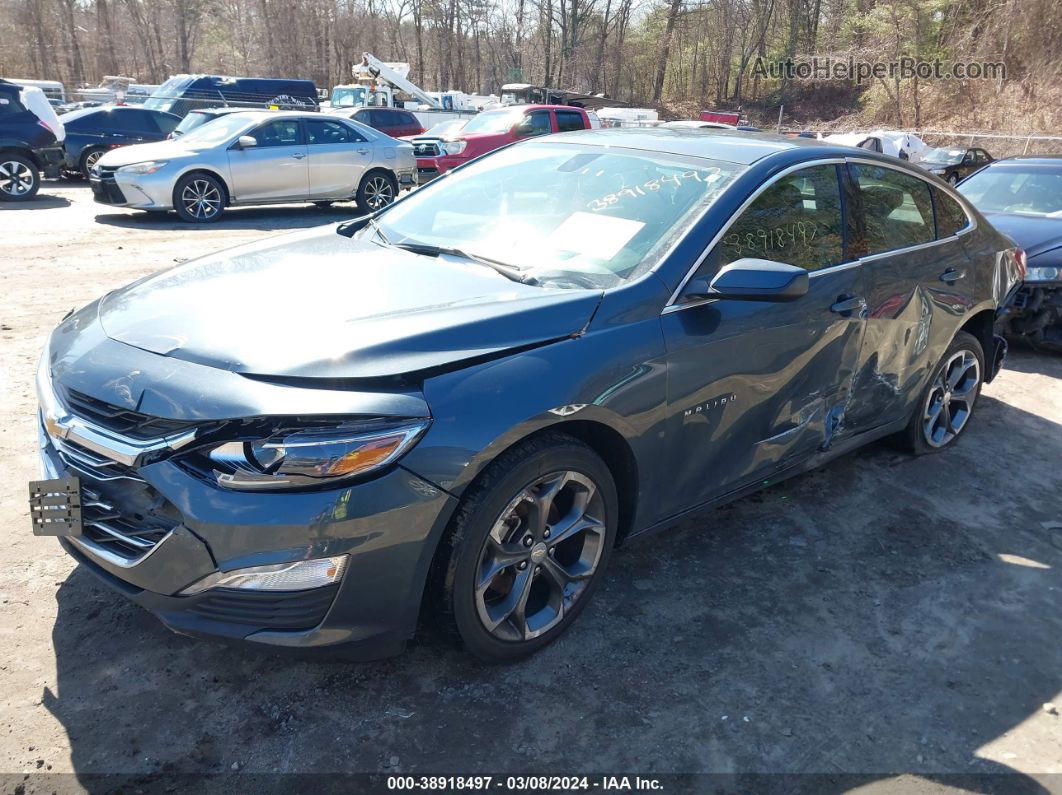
[31,130,1022,662]
[90,110,415,222]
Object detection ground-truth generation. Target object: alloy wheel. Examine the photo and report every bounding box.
[181,179,222,220]
[0,160,35,197]
[84,150,103,174]
[363,176,394,210]
[474,470,607,642]
[922,349,980,447]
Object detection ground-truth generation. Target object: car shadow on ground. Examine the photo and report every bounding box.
[38,392,1061,788]
[92,203,364,232]
[0,194,71,210]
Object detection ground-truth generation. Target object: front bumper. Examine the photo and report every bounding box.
[40,413,457,658]
[90,166,176,210]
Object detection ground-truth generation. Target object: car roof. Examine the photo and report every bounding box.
[189,106,258,116]
[481,104,583,113]
[543,127,852,165]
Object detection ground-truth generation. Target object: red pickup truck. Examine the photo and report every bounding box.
[411,104,597,183]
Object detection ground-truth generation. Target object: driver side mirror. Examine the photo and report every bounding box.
[236,135,258,149]
[682,258,809,303]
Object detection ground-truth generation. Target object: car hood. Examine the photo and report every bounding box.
[96,140,200,167]
[982,211,1062,260]
[97,226,603,380]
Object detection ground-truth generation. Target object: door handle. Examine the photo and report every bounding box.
[357,148,370,155]
[830,295,866,316]
[292,152,306,160]
[939,268,966,283]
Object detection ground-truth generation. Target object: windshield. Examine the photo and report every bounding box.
[144,75,194,112]
[923,147,966,164]
[958,165,1062,216]
[460,109,523,134]
[178,113,255,146]
[331,87,366,108]
[374,143,744,289]
[172,111,215,136]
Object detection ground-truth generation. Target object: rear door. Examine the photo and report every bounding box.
[305,117,370,198]
[843,161,974,429]
[227,117,308,202]
[661,162,867,509]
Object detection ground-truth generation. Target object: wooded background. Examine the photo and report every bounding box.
[1,0,1060,130]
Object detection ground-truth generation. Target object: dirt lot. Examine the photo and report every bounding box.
[1,181,1060,792]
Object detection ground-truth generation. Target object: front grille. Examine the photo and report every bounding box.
[61,387,199,441]
[91,166,127,204]
[81,485,174,559]
[411,139,441,157]
[186,585,338,630]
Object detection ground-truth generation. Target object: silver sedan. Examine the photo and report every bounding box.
[90,111,416,222]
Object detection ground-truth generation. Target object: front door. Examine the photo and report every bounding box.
[661,163,866,511]
[227,118,308,202]
[305,118,370,199]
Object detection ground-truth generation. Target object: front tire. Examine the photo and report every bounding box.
[440,433,619,663]
[947,172,960,185]
[173,173,225,223]
[902,331,984,454]
[355,171,397,214]
[0,154,40,201]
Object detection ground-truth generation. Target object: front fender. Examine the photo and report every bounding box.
[401,286,672,533]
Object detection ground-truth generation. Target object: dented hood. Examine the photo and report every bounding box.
[98,226,602,380]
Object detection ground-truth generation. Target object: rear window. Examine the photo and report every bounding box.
[556,110,585,132]
[933,189,970,237]
[851,164,935,255]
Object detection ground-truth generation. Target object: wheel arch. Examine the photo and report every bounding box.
[173,167,232,206]
[958,306,999,380]
[0,145,40,170]
[359,166,398,192]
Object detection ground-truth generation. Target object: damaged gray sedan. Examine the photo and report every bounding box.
[31,129,1022,662]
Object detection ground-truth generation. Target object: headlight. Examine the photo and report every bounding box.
[442,140,466,156]
[1025,266,1061,282]
[117,161,168,175]
[202,419,430,491]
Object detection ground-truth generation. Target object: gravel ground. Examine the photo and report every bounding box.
[1,181,1060,792]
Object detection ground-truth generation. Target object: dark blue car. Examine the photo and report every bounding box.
[143,74,319,118]
[958,155,1062,350]
[31,130,1022,662]
[60,106,181,178]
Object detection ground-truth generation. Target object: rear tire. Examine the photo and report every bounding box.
[173,173,225,223]
[901,331,984,454]
[0,154,40,201]
[439,432,619,663]
[355,171,397,214]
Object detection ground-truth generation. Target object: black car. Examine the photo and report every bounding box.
[143,74,319,118]
[31,131,1022,662]
[958,155,1062,350]
[0,79,65,201]
[922,146,993,184]
[60,106,181,178]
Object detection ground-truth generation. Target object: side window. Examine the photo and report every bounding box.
[514,111,551,138]
[122,109,164,134]
[306,119,363,144]
[851,164,934,255]
[401,112,418,127]
[975,149,991,163]
[932,188,970,238]
[556,110,585,132]
[0,89,26,116]
[718,164,844,272]
[251,119,302,147]
[370,110,396,129]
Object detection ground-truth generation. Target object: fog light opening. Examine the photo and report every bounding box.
[179,555,348,596]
